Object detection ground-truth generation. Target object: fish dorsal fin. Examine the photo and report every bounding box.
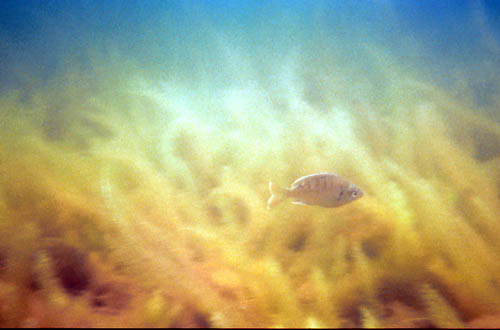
[292,200,311,206]
[291,172,337,188]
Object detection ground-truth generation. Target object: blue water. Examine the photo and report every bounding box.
[1,0,499,112]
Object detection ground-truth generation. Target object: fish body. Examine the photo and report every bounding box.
[267,173,363,210]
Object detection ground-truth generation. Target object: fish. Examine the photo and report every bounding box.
[267,172,363,210]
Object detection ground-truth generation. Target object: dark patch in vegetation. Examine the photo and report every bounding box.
[79,117,114,140]
[91,282,132,313]
[473,129,500,162]
[31,240,93,296]
[288,231,307,252]
[42,107,67,142]
[231,198,249,225]
[377,279,423,310]
[206,204,222,226]
[170,306,211,328]
[0,249,6,273]
[413,318,437,328]
[361,237,384,259]
[339,304,362,328]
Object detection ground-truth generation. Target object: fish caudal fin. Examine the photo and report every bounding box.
[267,181,287,210]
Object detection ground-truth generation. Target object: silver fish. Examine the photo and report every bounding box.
[267,173,363,210]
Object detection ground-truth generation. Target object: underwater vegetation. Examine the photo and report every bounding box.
[1,1,500,328]
[0,61,499,328]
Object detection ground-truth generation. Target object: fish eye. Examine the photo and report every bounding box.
[352,191,357,197]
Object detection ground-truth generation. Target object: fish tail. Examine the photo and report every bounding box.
[267,181,287,210]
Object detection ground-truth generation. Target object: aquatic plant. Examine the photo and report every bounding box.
[0,60,498,327]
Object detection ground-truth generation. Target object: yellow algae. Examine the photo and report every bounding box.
[1,76,500,327]
[304,316,324,328]
[361,306,382,329]
[142,290,167,325]
[421,284,466,328]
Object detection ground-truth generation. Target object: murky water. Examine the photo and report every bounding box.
[0,1,499,327]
